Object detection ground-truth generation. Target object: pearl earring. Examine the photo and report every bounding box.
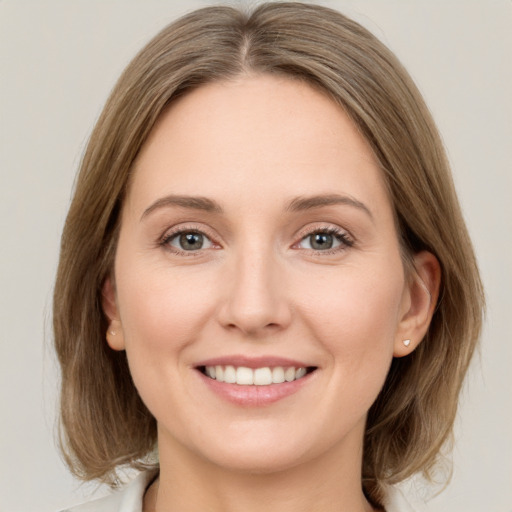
[403,339,411,347]
[109,329,116,336]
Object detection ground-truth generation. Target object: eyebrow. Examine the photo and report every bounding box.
[286,194,373,219]
[141,195,223,220]
[141,193,373,221]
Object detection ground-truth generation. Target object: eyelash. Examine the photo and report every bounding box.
[159,225,218,257]
[159,225,354,256]
[295,226,354,255]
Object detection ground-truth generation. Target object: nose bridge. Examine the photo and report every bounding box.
[220,237,290,336]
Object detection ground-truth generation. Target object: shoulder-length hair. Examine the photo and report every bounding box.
[53,2,484,506]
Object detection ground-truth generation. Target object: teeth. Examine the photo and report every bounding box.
[272,366,285,384]
[285,367,295,382]
[295,367,307,379]
[254,367,272,385]
[236,366,254,385]
[203,365,310,385]
[224,365,236,383]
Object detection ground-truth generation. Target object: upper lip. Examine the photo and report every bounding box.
[194,355,315,369]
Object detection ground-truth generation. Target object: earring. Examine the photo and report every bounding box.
[403,339,411,347]
[109,329,116,336]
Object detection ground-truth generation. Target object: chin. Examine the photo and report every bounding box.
[202,445,310,475]
[184,420,349,476]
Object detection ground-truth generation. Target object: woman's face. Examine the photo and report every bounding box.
[105,74,423,473]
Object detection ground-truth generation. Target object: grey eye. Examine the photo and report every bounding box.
[310,233,334,250]
[169,232,213,251]
[298,231,344,251]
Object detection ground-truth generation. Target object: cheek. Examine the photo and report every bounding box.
[114,264,220,421]
[118,267,217,350]
[298,262,404,392]
[301,261,404,336]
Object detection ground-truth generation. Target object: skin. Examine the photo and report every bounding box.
[103,74,440,512]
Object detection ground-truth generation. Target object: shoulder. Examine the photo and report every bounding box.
[59,470,158,512]
[60,471,425,512]
[383,484,428,512]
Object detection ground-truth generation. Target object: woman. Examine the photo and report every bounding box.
[53,3,484,511]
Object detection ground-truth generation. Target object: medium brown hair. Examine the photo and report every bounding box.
[53,2,484,505]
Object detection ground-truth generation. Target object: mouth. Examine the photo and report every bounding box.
[197,365,317,386]
[194,357,318,406]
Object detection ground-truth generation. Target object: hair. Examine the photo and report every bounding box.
[53,1,484,506]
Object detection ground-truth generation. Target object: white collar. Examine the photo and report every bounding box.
[62,470,158,512]
[63,470,424,512]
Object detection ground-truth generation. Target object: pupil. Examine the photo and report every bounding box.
[180,232,203,250]
[311,233,333,250]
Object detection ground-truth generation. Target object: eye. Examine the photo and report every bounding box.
[165,230,213,252]
[297,228,353,252]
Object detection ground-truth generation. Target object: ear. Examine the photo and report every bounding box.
[394,251,441,357]
[102,276,125,351]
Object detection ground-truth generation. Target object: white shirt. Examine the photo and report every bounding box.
[61,470,425,512]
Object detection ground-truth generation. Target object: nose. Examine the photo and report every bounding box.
[217,249,292,338]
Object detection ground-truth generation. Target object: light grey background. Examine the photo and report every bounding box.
[1,1,510,511]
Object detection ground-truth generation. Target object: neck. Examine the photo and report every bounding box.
[146,428,375,512]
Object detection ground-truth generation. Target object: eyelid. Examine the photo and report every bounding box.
[157,222,354,256]
[167,231,213,250]
[293,224,354,253]
[159,223,221,254]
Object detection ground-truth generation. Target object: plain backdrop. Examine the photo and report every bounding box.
[1,1,511,511]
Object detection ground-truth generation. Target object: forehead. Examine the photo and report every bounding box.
[128,74,389,215]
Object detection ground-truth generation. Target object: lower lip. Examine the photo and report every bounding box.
[198,370,314,407]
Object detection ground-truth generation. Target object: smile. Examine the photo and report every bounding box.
[195,358,318,406]
[199,365,315,386]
